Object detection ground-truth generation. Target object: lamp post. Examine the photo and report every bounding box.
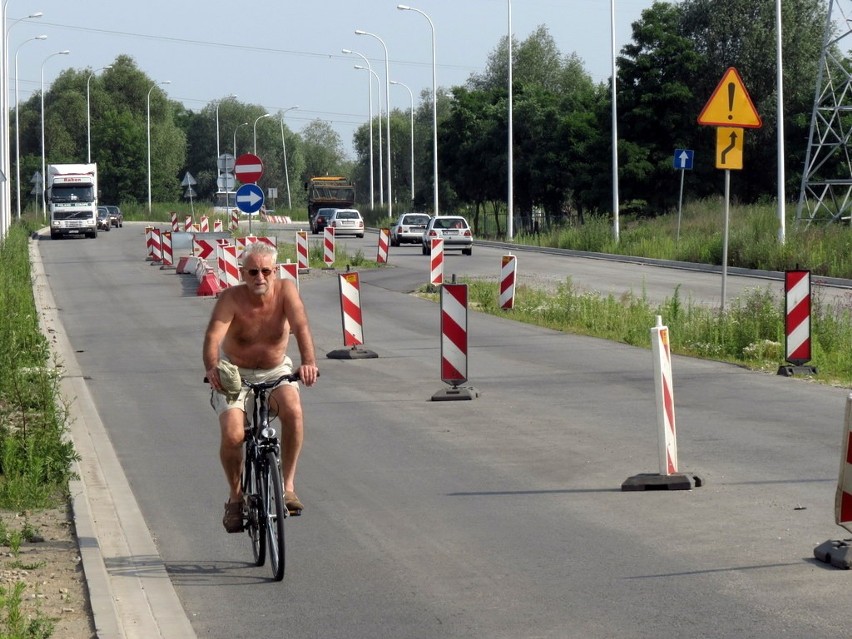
[279,106,298,210]
[507,0,513,240]
[86,65,112,164]
[343,48,376,208]
[41,49,70,219]
[390,80,414,202]
[5,10,43,228]
[147,80,171,213]
[398,4,438,216]
[353,62,383,207]
[355,29,392,218]
[253,112,271,155]
[14,34,46,221]
[215,93,237,178]
[609,0,620,242]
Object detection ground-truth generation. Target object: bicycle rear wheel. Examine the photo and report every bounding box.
[263,451,286,580]
[243,455,265,566]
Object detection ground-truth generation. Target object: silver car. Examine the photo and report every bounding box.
[390,212,431,246]
[421,215,473,255]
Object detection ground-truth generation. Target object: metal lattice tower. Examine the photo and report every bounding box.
[796,0,852,225]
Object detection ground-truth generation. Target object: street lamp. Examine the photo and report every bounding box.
[4,10,44,232]
[86,65,112,164]
[253,112,271,155]
[279,106,298,210]
[391,80,414,202]
[228,122,249,215]
[355,28,393,218]
[398,4,438,216]
[343,48,376,208]
[14,34,46,220]
[41,49,70,219]
[233,122,249,159]
[147,80,171,213]
[354,65,384,208]
[215,93,237,177]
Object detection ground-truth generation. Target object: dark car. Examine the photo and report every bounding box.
[97,206,111,232]
[105,205,123,228]
[310,207,337,234]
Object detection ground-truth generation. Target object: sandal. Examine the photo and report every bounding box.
[285,491,304,516]
[222,499,245,533]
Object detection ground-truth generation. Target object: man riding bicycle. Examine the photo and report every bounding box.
[203,242,319,532]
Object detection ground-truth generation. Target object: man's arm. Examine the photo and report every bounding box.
[280,280,319,386]
[203,293,235,391]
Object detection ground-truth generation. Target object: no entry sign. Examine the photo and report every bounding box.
[234,153,263,183]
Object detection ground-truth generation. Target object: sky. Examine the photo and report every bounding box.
[7,0,658,157]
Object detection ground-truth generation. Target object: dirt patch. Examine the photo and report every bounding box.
[0,504,95,638]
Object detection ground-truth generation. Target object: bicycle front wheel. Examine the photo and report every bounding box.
[245,455,265,567]
[263,451,286,581]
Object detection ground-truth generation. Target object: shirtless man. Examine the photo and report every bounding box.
[203,242,319,532]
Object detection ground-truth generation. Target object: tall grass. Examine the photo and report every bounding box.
[512,199,852,279]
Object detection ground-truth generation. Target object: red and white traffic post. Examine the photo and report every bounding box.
[500,254,517,309]
[323,227,335,268]
[296,230,310,271]
[326,272,378,359]
[277,262,299,290]
[429,238,444,285]
[170,212,179,232]
[217,243,239,290]
[814,394,852,568]
[779,269,817,376]
[160,231,174,269]
[432,282,477,400]
[149,228,162,263]
[377,228,389,264]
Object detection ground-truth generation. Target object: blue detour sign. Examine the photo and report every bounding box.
[235,183,264,214]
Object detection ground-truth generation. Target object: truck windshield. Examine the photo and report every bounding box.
[50,185,94,203]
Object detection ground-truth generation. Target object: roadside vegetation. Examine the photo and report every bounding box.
[0,219,79,637]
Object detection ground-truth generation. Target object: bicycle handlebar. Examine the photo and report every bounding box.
[203,370,319,388]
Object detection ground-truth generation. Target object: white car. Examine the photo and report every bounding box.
[421,215,473,255]
[390,212,431,246]
[327,208,365,238]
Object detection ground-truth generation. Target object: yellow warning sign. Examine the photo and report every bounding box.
[698,67,762,128]
[715,127,744,170]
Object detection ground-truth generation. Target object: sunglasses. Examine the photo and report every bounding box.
[245,268,273,277]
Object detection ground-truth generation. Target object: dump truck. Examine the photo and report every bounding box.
[305,176,355,220]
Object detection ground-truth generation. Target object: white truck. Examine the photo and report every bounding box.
[48,163,99,239]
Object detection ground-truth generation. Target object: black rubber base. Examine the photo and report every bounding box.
[621,472,702,491]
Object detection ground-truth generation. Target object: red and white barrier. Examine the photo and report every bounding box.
[184,216,193,232]
[160,231,174,268]
[785,269,811,364]
[199,216,209,232]
[500,254,517,309]
[230,210,239,232]
[261,213,292,224]
[338,272,364,346]
[150,228,162,263]
[296,231,309,271]
[651,315,678,475]
[430,238,444,285]
[145,226,155,260]
[170,212,179,232]
[193,238,218,259]
[376,228,389,264]
[217,244,240,289]
[440,283,468,385]
[835,395,852,533]
[323,227,335,267]
[278,262,299,289]
[213,219,223,232]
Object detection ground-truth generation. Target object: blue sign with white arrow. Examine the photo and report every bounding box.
[673,149,694,170]
[235,183,264,214]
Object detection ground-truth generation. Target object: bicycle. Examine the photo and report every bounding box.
[240,371,299,581]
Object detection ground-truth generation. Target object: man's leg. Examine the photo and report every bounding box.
[219,408,245,502]
[271,385,304,508]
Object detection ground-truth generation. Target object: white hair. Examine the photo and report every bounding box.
[243,241,277,260]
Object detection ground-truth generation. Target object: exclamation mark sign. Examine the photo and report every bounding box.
[727,82,735,120]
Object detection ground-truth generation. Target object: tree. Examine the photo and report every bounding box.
[300,120,349,182]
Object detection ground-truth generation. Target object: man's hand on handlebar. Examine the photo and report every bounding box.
[298,364,319,387]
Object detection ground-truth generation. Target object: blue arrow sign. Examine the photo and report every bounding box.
[673,149,694,170]
[235,183,264,214]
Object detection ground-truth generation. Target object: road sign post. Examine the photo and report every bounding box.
[698,67,761,311]
[234,154,264,234]
[236,183,264,235]
[673,149,694,242]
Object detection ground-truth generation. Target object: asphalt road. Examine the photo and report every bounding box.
[38,223,852,638]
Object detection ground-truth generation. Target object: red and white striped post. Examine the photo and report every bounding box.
[323,227,335,268]
[230,210,240,232]
[651,315,677,476]
[217,244,239,289]
[338,272,364,347]
[184,215,193,232]
[278,262,299,290]
[500,254,517,309]
[296,230,310,271]
[779,269,817,376]
[814,394,852,567]
[160,231,174,269]
[145,226,155,260]
[430,238,444,285]
[170,212,179,232]
[376,228,389,264]
[199,215,209,232]
[150,228,162,263]
[440,283,468,386]
[213,219,223,232]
